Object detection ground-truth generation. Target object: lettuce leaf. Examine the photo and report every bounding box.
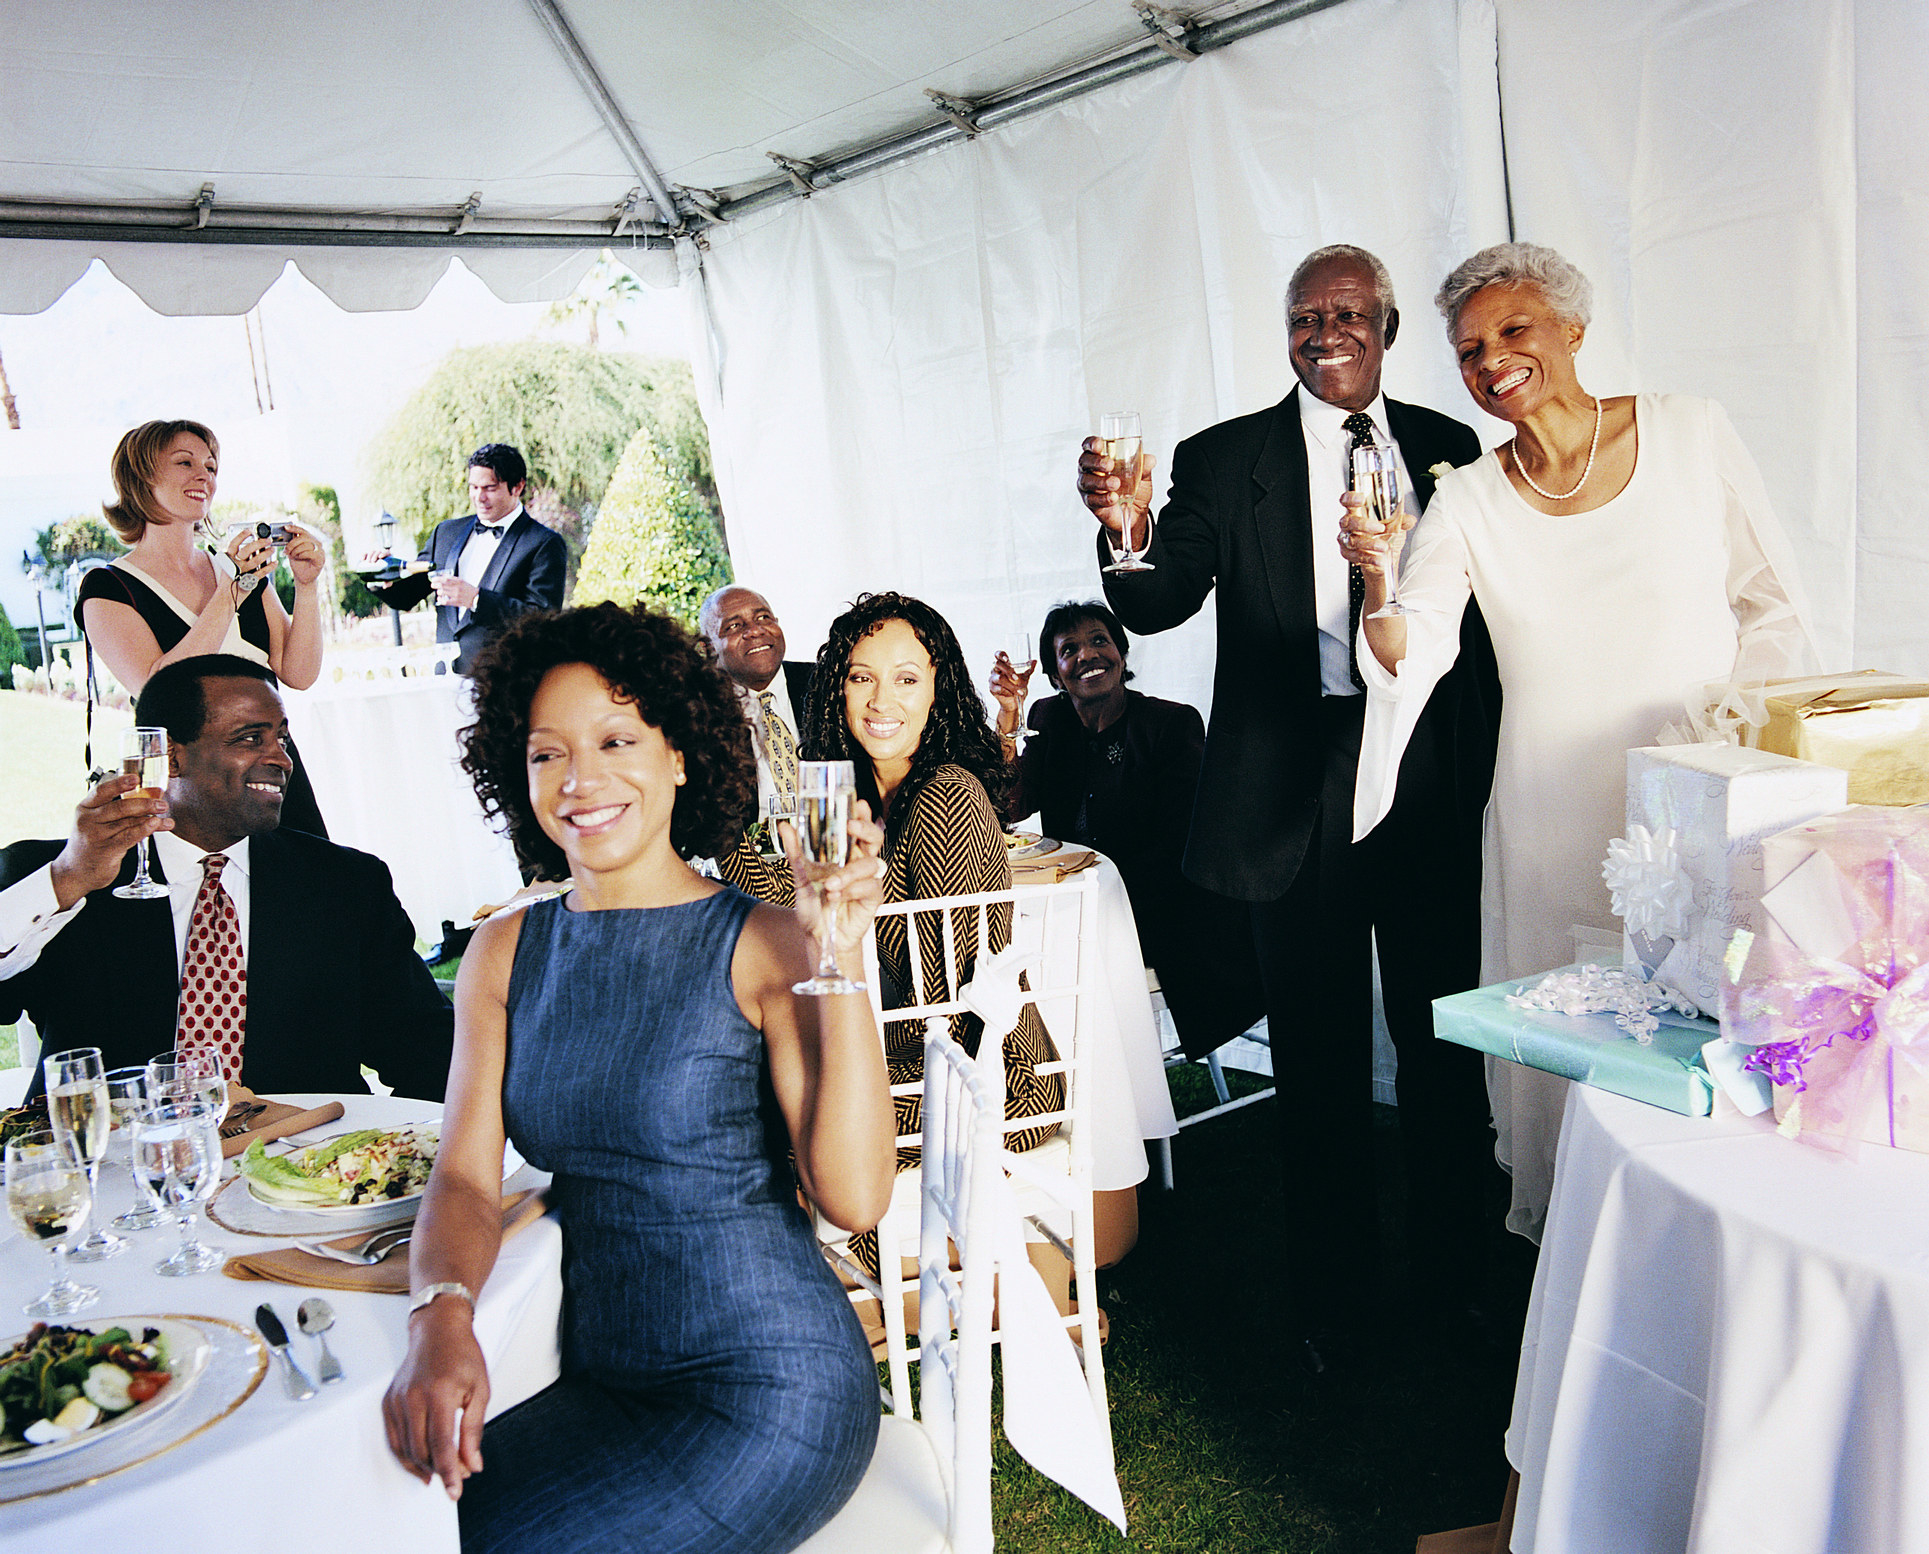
[237,1140,348,1204]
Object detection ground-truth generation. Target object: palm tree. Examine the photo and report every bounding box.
[0,345,18,429]
[544,250,644,350]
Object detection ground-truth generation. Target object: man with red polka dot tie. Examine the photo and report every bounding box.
[0,655,454,1101]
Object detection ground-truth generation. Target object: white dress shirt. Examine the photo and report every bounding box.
[0,832,253,981]
[1299,391,1412,698]
[735,665,801,815]
[455,503,524,602]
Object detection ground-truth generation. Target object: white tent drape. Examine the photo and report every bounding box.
[691,0,1922,702]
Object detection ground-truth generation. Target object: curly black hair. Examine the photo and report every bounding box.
[461,602,756,878]
[801,591,1011,847]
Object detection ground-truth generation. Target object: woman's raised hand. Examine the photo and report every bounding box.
[222,526,276,591]
[785,800,887,961]
[283,524,326,588]
[987,652,1032,728]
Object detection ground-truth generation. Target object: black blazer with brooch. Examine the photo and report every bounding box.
[1013,690,1267,1056]
[375,511,568,672]
[0,830,454,1101]
[1100,386,1500,902]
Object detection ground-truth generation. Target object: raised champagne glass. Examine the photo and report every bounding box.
[1098,412,1154,575]
[1350,440,1407,619]
[132,1099,225,1277]
[6,1129,100,1317]
[114,726,171,900]
[44,1046,125,1262]
[792,760,863,997]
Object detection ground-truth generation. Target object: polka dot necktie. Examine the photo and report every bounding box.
[1341,411,1377,692]
[175,853,247,1082]
[759,690,799,803]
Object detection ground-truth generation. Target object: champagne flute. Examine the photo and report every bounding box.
[791,760,863,997]
[44,1046,125,1262]
[6,1129,100,1317]
[104,1067,165,1231]
[131,1099,225,1277]
[1350,440,1407,619]
[1098,411,1153,574]
[114,726,171,900]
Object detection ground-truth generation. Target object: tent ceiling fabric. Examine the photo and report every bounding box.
[0,0,1233,313]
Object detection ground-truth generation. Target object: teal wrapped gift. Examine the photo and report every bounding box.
[1433,965,1719,1117]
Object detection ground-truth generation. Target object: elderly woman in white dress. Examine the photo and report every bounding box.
[1340,243,1817,1239]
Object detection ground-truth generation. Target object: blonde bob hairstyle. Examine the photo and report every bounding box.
[103,419,220,544]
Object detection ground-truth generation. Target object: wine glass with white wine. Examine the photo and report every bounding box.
[1099,411,1154,574]
[790,760,864,997]
[44,1046,125,1262]
[6,1129,100,1317]
[114,726,171,900]
[1349,440,1407,619]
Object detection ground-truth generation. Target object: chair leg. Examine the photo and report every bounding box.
[1203,1051,1231,1106]
[1152,1136,1174,1190]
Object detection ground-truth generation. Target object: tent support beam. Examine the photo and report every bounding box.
[0,217,673,250]
[521,0,685,231]
[724,0,1351,221]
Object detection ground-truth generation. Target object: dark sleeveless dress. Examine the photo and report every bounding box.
[458,889,879,1554]
[77,563,329,837]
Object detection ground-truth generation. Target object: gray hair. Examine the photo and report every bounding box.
[697,583,752,643]
[1434,243,1593,332]
[1285,244,1396,323]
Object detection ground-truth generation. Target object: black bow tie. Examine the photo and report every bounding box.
[474,521,508,537]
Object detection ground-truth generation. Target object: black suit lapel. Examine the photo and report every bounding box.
[1248,388,1320,696]
[244,833,300,1074]
[477,514,530,596]
[1386,398,1449,514]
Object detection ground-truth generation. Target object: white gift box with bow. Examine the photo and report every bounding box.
[1608,745,1846,1019]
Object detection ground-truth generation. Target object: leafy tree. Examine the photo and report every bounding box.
[0,599,24,684]
[571,426,730,631]
[362,342,717,555]
[544,250,644,351]
[297,484,380,621]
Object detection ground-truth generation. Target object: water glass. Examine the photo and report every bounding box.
[131,1100,225,1277]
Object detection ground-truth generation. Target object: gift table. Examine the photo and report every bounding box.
[0,1094,562,1552]
[1506,1083,1929,1554]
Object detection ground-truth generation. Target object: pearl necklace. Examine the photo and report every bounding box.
[1511,395,1602,502]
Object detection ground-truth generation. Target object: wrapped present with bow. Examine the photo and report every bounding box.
[1609,746,1846,1018]
[1718,806,1929,1153]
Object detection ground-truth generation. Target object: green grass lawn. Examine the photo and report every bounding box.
[987,1072,1535,1552]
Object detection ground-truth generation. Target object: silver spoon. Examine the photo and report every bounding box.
[296,1297,344,1385]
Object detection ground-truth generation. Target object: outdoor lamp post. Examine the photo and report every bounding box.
[374,510,403,645]
[21,551,49,673]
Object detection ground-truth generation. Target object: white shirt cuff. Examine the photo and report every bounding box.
[0,864,87,977]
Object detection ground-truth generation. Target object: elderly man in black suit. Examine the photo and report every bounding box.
[371,443,567,673]
[1079,244,1503,1369]
[0,656,453,1100]
[699,584,816,819]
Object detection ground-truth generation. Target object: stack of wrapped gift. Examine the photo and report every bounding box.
[1717,807,1929,1152]
[1742,671,1929,805]
[1434,743,1849,1117]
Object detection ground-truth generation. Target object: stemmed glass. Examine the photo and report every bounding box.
[148,1050,230,1115]
[5,1129,100,1317]
[790,760,864,997]
[105,1067,165,1231]
[1350,440,1407,619]
[44,1046,125,1262]
[1098,412,1153,574]
[130,1099,225,1277]
[114,726,171,900]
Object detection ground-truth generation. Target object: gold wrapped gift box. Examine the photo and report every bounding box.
[1740,671,1929,806]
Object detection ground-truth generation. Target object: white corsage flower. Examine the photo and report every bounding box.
[1428,461,1456,480]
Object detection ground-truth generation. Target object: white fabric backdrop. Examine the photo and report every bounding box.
[689,0,1509,714]
[688,0,1926,706]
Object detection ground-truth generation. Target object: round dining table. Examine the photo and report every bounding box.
[0,1093,561,1552]
[1507,1083,1929,1554]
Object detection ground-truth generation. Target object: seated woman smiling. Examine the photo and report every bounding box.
[383,602,893,1554]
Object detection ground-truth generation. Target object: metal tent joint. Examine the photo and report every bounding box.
[191,183,215,229]
[454,191,482,235]
[766,153,819,196]
[923,88,983,137]
[1133,2,1202,60]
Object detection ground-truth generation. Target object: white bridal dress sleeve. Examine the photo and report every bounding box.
[1350,393,1817,1240]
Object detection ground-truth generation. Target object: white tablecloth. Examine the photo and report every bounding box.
[0,1094,562,1552]
[1017,856,1178,1190]
[285,674,523,943]
[1508,1084,1929,1554]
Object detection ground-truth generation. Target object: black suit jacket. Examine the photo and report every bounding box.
[1,831,454,1101]
[1101,387,1499,901]
[374,511,567,673]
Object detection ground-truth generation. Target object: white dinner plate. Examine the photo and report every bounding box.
[0,1316,212,1469]
[243,1126,523,1214]
[1008,835,1063,862]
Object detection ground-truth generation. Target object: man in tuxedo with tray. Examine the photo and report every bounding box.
[1080,245,1503,1369]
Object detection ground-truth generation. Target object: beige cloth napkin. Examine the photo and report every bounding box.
[219,1097,347,1160]
[221,1187,548,1294]
[1011,847,1098,883]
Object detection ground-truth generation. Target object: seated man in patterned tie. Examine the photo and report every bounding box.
[367,443,567,674]
[0,655,454,1099]
[698,584,815,821]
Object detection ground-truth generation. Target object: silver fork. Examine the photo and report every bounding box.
[295,1225,413,1265]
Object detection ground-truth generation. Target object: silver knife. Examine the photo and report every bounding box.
[256,1303,319,1401]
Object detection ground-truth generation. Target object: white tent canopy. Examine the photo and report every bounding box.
[4,0,1921,706]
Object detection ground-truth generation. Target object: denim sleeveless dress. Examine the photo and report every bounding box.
[458,889,879,1554]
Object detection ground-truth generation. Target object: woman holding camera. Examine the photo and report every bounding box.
[78,418,330,835]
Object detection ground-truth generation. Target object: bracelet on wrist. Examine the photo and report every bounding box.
[409,1281,476,1318]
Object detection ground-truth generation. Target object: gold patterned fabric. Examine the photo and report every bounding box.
[758,689,800,803]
